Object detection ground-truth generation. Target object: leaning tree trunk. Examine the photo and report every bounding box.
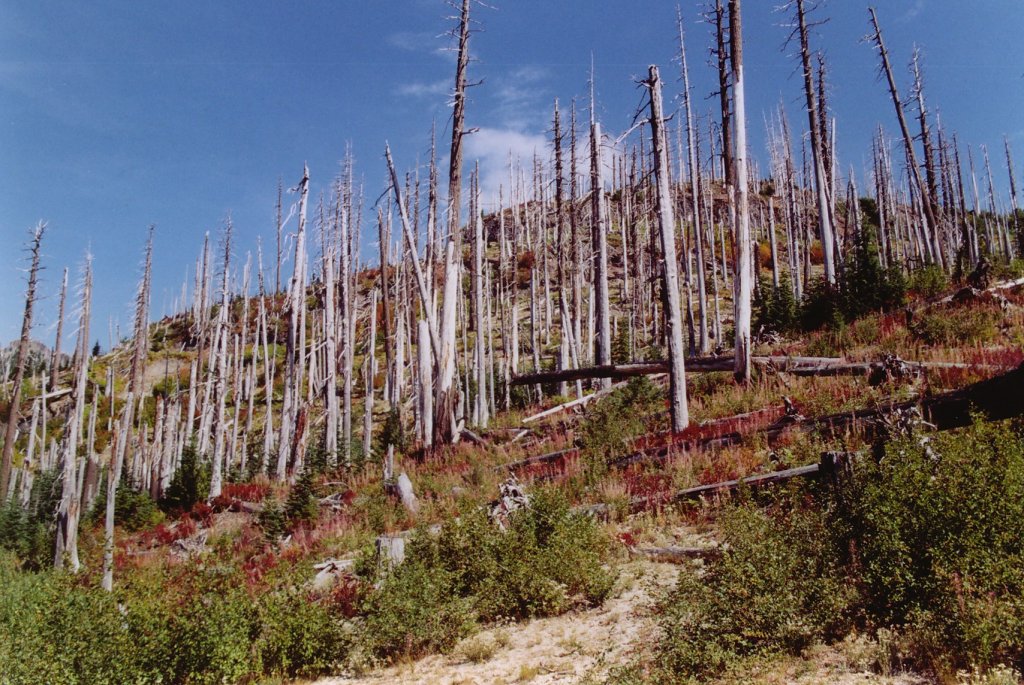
[646,66,689,432]
[868,7,942,269]
[0,222,45,503]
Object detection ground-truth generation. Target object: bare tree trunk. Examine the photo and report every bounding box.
[436,0,471,444]
[277,167,309,480]
[793,0,838,283]
[0,222,45,503]
[730,0,752,383]
[102,393,132,591]
[50,267,68,391]
[363,288,378,462]
[868,7,942,268]
[209,222,231,498]
[55,257,91,572]
[590,115,612,383]
[646,66,689,432]
[473,172,489,427]
[678,10,709,354]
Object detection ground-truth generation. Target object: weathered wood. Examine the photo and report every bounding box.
[511,355,998,386]
[498,448,577,473]
[0,223,45,503]
[646,64,689,432]
[610,362,1024,471]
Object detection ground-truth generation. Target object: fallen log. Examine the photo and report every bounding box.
[609,362,1024,470]
[521,376,644,423]
[497,448,578,473]
[512,355,998,386]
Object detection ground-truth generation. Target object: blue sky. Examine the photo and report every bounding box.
[2,1,1022,346]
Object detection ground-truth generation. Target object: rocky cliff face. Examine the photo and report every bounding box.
[0,340,67,378]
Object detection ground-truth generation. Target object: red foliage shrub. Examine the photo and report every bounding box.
[243,549,278,586]
[326,576,366,618]
[189,501,215,526]
[222,482,270,502]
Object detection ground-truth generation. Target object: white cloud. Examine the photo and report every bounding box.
[902,0,926,21]
[395,78,450,98]
[465,127,548,209]
[386,31,438,52]
[487,66,552,131]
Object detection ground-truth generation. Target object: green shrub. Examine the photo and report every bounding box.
[655,505,855,680]
[836,419,1024,673]
[800,277,846,331]
[161,441,209,512]
[255,587,349,678]
[359,557,474,661]
[909,264,949,299]
[0,470,59,569]
[579,377,664,480]
[358,488,614,662]
[258,497,288,541]
[432,489,615,623]
[754,274,800,335]
[911,306,1001,346]
[650,418,1024,681]
[90,482,163,532]
[0,555,348,684]
[285,468,319,526]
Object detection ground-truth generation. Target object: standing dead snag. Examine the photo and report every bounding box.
[868,7,943,270]
[590,88,612,386]
[730,0,753,383]
[50,267,69,391]
[55,256,92,572]
[645,66,690,432]
[473,170,489,427]
[277,166,310,480]
[677,9,709,355]
[0,222,45,504]
[788,0,838,283]
[436,0,472,444]
[208,221,231,499]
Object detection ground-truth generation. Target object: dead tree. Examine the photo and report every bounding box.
[55,256,91,572]
[730,0,753,382]
[589,82,612,384]
[277,166,309,480]
[677,9,709,354]
[645,66,690,432]
[437,0,472,444]
[50,267,68,391]
[790,0,838,283]
[868,7,943,269]
[208,222,231,498]
[472,171,489,426]
[0,222,45,503]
